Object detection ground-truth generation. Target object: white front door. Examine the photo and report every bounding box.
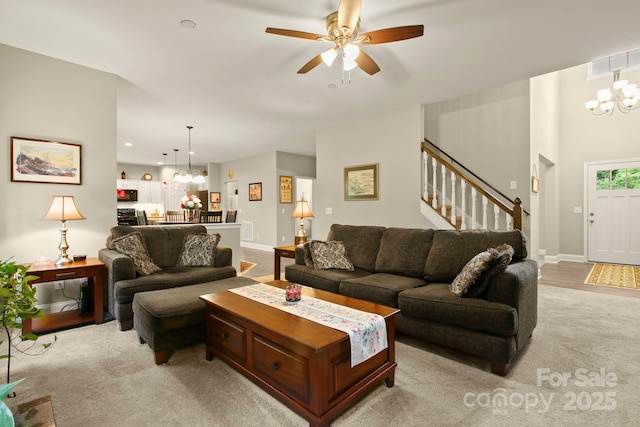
[587,161,640,265]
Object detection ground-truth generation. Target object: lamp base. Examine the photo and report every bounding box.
[55,255,74,266]
[295,235,307,246]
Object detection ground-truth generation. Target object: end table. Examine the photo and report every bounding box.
[273,245,297,280]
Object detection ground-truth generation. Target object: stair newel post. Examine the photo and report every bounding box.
[422,151,429,200]
[513,197,523,231]
[431,157,438,208]
[450,172,456,225]
[460,180,467,230]
[441,166,447,217]
[471,187,477,230]
[482,195,488,229]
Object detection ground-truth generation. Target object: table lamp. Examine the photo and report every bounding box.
[43,196,86,265]
[291,197,314,246]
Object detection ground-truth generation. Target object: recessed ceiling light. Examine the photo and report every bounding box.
[124,142,133,147]
[180,20,196,29]
[328,83,337,89]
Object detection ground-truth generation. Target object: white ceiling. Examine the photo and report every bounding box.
[2,0,640,166]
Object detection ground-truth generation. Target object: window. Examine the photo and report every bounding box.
[597,168,640,190]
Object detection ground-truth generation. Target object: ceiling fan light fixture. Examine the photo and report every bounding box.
[343,44,360,61]
[321,48,338,66]
[343,57,358,71]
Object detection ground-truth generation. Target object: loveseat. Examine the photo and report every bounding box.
[99,225,236,330]
[285,224,538,375]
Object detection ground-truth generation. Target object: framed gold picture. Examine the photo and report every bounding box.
[279,175,293,204]
[11,137,82,185]
[531,176,540,193]
[344,163,379,201]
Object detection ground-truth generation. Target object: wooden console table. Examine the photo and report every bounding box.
[24,258,105,335]
[273,245,297,280]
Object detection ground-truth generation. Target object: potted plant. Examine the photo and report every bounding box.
[0,258,55,389]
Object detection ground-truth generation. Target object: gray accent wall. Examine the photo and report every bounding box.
[0,43,117,264]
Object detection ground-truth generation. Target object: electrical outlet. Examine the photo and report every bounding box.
[54,281,64,290]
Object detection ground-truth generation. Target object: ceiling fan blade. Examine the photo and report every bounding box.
[338,0,362,35]
[359,25,424,45]
[355,50,380,75]
[265,28,325,41]
[297,54,324,74]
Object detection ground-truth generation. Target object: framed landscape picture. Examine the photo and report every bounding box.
[249,182,262,201]
[344,163,379,201]
[11,137,82,185]
[279,175,293,204]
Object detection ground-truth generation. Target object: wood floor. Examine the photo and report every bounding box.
[239,246,640,299]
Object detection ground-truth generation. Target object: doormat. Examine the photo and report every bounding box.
[239,261,257,275]
[584,263,640,290]
[10,394,56,426]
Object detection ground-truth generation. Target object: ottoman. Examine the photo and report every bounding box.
[133,276,258,364]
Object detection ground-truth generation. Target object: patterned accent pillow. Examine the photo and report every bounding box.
[309,240,354,271]
[110,231,161,276]
[302,242,315,268]
[177,233,221,267]
[449,247,499,297]
[467,244,514,298]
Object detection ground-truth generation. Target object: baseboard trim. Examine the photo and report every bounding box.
[37,299,77,315]
[544,253,586,264]
[240,242,272,252]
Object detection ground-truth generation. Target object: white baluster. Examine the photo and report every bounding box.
[471,188,477,230]
[506,214,513,231]
[441,166,447,217]
[482,195,488,229]
[431,158,438,208]
[460,180,467,230]
[494,204,500,229]
[450,172,456,225]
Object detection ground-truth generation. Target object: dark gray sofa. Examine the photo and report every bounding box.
[98,225,237,330]
[285,224,538,376]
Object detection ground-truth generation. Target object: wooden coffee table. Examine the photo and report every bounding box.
[200,280,399,427]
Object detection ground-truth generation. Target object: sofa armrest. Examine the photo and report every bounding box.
[215,246,232,267]
[295,246,305,265]
[98,248,136,317]
[485,259,538,349]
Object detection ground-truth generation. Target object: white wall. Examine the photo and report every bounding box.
[0,44,117,264]
[276,152,316,245]
[314,105,434,239]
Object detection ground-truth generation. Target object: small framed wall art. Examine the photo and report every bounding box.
[344,163,379,201]
[249,182,262,201]
[210,192,221,203]
[11,137,82,185]
[279,175,293,204]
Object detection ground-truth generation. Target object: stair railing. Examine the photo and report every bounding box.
[421,141,523,231]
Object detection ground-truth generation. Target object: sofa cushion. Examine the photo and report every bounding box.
[375,228,435,278]
[302,242,314,268]
[177,233,220,267]
[110,231,161,276]
[424,230,527,283]
[467,244,514,298]
[340,273,426,308]
[449,248,499,297]
[285,264,371,294]
[398,284,518,336]
[309,240,354,271]
[107,225,208,268]
[327,224,386,272]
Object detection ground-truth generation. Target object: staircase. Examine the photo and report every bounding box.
[420,140,523,231]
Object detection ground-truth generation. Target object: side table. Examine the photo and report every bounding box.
[24,258,105,335]
[273,245,297,280]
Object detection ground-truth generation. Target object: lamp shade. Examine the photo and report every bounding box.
[43,196,86,221]
[291,199,314,219]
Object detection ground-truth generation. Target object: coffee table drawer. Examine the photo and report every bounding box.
[252,334,309,403]
[206,312,246,363]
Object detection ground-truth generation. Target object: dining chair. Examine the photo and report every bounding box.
[136,210,148,226]
[165,210,185,222]
[199,211,223,223]
[225,210,237,223]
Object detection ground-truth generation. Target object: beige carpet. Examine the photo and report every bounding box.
[585,263,640,290]
[8,284,640,426]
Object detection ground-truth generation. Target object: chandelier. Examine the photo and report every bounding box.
[585,69,640,116]
[174,125,206,184]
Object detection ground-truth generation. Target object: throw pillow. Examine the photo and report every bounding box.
[177,233,220,267]
[449,248,499,297]
[302,242,315,269]
[309,240,354,271]
[110,231,161,276]
[466,244,514,298]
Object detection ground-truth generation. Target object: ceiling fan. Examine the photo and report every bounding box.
[265,0,424,76]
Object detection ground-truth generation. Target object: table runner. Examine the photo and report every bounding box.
[230,283,388,366]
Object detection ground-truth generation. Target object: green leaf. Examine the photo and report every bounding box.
[0,379,23,400]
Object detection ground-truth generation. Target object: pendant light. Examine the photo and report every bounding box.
[161,153,168,190]
[172,148,180,188]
